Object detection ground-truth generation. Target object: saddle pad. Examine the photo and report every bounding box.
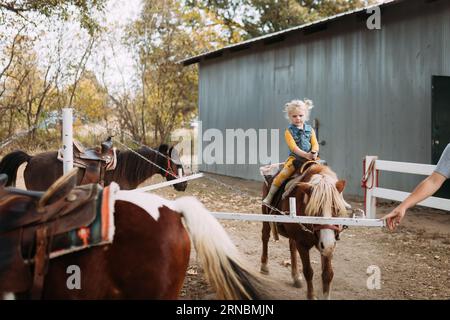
[46,183,117,259]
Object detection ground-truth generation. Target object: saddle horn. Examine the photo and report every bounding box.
[38,168,79,208]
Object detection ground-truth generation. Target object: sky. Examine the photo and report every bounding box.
[92,0,143,92]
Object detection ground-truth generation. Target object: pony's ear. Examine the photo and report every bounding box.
[297,182,313,195]
[158,144,169,155]
[336,180,346,193]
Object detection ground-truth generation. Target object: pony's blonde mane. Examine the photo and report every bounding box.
[303,173,347,218]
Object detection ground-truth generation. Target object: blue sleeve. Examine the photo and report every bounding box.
[435,144,450,179]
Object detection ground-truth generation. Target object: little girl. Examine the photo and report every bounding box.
[263,99,319,205]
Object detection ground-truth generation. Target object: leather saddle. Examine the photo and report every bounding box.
[0,169,99,298]
[58,137,116,185]
[263,159,323,213]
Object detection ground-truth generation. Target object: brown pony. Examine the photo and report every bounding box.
[261,164,347,300]
[0,144,187,191]
[0,175,273,299]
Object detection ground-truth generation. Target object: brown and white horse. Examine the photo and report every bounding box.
[0,176,273,299]
[261,164,347,300]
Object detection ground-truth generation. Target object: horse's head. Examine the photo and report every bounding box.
[293,165,347,257]
[157,144,187,192]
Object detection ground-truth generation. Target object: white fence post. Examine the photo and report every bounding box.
[366,157,450,213]
[62,108,73,175]
[365,155,378,219]
[289,197,296,217]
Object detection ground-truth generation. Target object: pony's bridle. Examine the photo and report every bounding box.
[164,157,177,178]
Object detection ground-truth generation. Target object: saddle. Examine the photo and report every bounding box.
[0,169,99,298]
[57,137,116,185]
[263,159,321,190]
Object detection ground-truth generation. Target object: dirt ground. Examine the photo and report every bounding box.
[15,165,450,300]
[150,172,450,300]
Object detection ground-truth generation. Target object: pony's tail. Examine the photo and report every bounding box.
[0,151,31,187]
[175,196,274,300]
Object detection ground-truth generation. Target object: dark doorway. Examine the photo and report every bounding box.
[431,76,450,198]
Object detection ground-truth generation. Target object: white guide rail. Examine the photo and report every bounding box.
[210,212,385,227]
[138,173,204,192]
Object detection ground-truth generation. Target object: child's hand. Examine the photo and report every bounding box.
[306,152,315,160]
[311,152,318,160]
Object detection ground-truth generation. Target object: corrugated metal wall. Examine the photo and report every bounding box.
[197,0,450,195]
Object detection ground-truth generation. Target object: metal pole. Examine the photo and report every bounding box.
[62,108,73,174]
[289,197,296,217]
[137,173,204,192]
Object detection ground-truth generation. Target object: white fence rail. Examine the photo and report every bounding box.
[364,156,450,218]
[138,173,204,192]
[210,211,385,227]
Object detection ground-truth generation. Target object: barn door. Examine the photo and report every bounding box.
[431,76,450,198]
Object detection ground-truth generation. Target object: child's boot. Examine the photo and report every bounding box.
[263,184,280,205]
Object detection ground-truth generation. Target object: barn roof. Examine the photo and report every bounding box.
[181,0,403,66]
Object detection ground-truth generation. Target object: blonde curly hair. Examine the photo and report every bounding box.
[283,99,314,121]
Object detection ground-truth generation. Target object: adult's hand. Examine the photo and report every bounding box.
[382,205,407,231]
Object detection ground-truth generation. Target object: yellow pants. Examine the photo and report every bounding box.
[272,156,297,187]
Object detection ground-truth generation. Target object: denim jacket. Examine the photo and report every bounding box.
[288,123,313,158]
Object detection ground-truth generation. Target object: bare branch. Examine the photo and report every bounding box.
[0,24,26,83]
[67,34,96,107]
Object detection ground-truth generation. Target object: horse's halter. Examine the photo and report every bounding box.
[164,147,182,179]
[164,157,178,178]
[312,224,346,241]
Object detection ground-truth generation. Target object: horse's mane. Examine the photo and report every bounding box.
[302,167,347,218]
[114,146,157,185]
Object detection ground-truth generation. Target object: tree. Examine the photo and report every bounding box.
[0,0,107,149]
[0,0,106,34]
[186,0,378,40]
[0,34,51,139]
[70,70,108,123]
[112,0,225,145]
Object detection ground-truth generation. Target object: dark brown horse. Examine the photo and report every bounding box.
[0,144,187,191]
[0,173,272,300]
[261,164,347,300]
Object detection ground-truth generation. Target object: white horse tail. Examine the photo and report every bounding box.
[175,196,274,300]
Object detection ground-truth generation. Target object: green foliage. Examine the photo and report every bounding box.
[0,0,106,34]
[186,0,377,40]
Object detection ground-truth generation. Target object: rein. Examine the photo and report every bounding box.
[165,157,177,178]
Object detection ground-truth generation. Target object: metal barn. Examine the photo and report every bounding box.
[183,0,450,196]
